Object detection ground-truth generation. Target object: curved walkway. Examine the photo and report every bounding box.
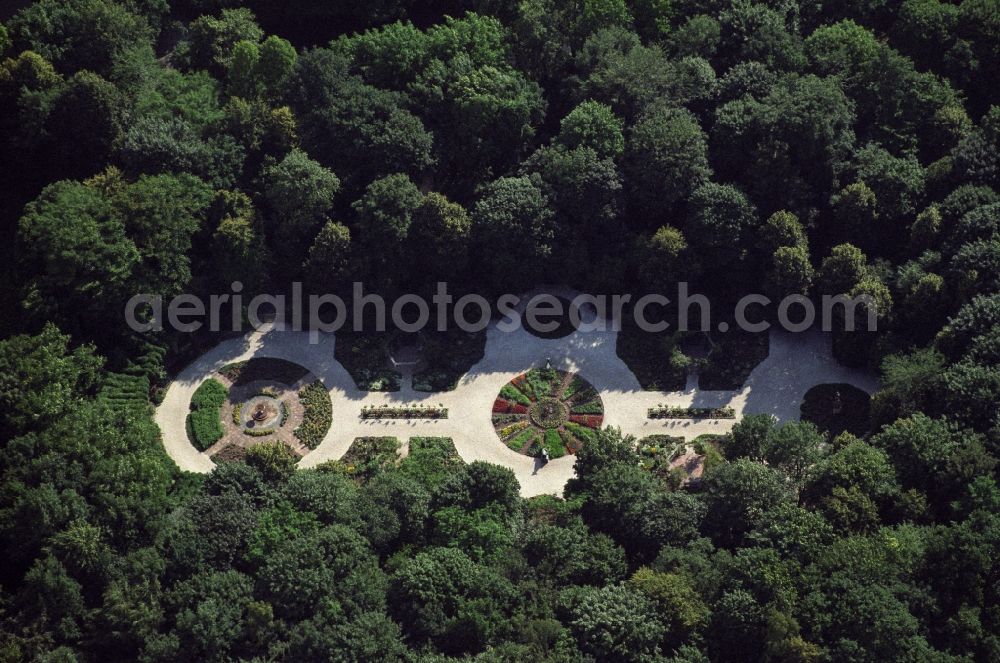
[156,310,877,496]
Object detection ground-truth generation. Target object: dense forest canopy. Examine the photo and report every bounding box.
[1,0,999,661]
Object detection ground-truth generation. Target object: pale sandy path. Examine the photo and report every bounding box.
[156,314,877,496]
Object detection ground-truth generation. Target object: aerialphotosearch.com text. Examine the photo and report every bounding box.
[125,282,877,343]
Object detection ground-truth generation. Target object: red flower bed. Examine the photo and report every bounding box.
[493,399,529,414]
[570,414,603,428]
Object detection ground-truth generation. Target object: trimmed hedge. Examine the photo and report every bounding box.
[98,372,150,410]
[521,295,577,339]
[219,358,310,386]
[187,378,227,450]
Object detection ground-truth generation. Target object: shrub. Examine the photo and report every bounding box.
[616,325,688,391]
[526,368,562,399]
[508,427,539,452]
[294,380,331,449]
[413,328,486,391]
[564,422,598,444]
[521,296,577,339]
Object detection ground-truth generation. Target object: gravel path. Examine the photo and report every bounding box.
[156,310,877,497]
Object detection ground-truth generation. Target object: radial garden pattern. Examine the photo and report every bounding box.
[492,368,604,458]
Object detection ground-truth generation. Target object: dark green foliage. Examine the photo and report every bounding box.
[698,330,769,390]
[800,383,872,436]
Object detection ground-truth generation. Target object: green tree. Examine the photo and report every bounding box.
[187,8,263,74]
[556,99,625,159]
[256,35,296,97]
[685,182,759,266]
[818,243,868,295]
[725,413,776,461]
[625,105,711,218]
[407,192,471,282]
[471,175,556,292]
[567,583,665,662]
[0,324,102,436]
[763,421,824,485]
[304,220,352,291]
[758,210,808,256]
[630,568,709,649]
[8,0,153,77]
[701,459,794,548]
[764,245,814,300]
[872,414,996,518]
[389,546,515,654]
[17,180,139,335]
[639,225,700,292]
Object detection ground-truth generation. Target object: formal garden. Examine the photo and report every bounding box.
[186,358,332,463]
[492,368,604,458]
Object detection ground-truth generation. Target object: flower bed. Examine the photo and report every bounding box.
[339,436,401,481]
[492,368,604,457]
[360,404,448,419]
[647,405,736,419]
[294,380,332,449]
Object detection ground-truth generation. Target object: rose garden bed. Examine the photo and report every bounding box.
[647,405,736,419]
[360,404,448,419]
[492,368,603,458]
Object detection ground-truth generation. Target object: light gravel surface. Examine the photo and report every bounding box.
[156,312,877,497]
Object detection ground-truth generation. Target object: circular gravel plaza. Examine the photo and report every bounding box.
[492,368,604,458]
